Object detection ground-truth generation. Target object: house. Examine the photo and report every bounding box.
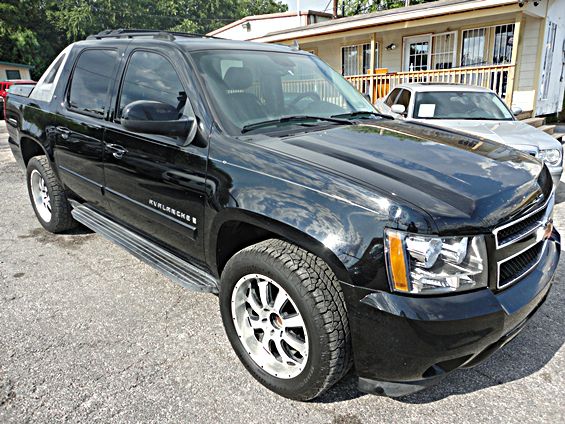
[207,10,332,41]
[244,0,565,118]
[0,61,32,81]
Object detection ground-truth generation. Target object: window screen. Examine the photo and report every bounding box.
[68,49,117,116]
[119,51,185,118]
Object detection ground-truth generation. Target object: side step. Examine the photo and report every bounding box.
[71,204,219,294]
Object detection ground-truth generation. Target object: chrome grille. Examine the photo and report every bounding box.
[494,194,554,290]
[498,242,545,288]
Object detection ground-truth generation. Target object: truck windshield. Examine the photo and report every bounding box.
[413,91,513,120]
[191,49,375,134]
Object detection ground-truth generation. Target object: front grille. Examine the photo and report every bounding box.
[493,193,554,290]
[498,241,545,288]
[496,207,547,247]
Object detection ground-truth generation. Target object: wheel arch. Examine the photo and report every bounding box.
[209,209,352,285]
[20,136,50,165]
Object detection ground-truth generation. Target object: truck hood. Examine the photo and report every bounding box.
[264,120,550,234]
[412,119,561,151]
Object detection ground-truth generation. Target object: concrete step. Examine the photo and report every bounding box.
[522,117,545,128]
[516,110,533,120]
[538,124,555,135]
[553,132,564,143]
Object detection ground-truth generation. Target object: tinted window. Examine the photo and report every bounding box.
[68,49,117,116]
[119,51,185,118]
[396,89,411,108]
[385,88,401,107]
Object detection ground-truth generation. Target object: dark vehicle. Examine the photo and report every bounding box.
[1,79,35,119]
[6,30,560,401]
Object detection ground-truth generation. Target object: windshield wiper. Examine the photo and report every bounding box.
[241,115,352,134]
[331,111,393,120]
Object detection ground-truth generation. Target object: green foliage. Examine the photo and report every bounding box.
[0,0,287,78]
[341,0,438,16]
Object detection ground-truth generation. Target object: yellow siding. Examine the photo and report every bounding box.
[0,65,31,80]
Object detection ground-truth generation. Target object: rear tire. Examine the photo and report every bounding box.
[219,239,352,401]
[26,156,77,233]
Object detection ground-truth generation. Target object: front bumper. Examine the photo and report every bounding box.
[342,230,560,397]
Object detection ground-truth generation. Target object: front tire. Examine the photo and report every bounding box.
[26,156,77,233]
[219,239,352,401]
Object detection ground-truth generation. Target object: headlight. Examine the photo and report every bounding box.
[538,149,561,166]
[384,229,488,295]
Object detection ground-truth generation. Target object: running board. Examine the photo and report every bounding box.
[71,204,219,294]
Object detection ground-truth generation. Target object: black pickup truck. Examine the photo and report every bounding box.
[6,30,560,401]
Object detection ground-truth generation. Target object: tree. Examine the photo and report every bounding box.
[341,0,438,16]
[0,0,287,78]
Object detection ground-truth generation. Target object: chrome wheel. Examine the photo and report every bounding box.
[30,169,52,222]
[231,274,309,379]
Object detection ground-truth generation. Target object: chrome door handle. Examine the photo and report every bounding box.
[106,143,128,159]
[56,126,71,140]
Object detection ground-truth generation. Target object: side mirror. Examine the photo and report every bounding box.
[363,93,372,103]
[511,106,523,116]
[391,104,406,116]
[122,100,194,138]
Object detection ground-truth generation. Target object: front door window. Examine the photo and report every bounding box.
[404,36,431,71]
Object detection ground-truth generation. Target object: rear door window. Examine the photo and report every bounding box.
[67,49,118,117]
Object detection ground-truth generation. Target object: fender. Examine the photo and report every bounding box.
[208,207,353,285]
[204,131,436,291]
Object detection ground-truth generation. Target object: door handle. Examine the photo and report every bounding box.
[106,143,128,159]
[56,126,71,140]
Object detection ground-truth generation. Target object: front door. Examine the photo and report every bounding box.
[403,35,431,72]
[103,48,208,262]
[54,48,121,210]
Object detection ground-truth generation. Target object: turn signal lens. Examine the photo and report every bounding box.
[385,230,409,292]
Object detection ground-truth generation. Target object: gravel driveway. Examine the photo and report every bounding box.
[0,122,563,423]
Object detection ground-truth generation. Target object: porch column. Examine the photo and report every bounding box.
[505,14,522,106]
[369,33,376,103]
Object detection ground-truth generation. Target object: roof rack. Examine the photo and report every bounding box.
[86,29,220,41]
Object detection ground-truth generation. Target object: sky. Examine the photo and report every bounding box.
[283,0,334,13]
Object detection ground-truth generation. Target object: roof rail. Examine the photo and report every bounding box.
[86,29,220,41]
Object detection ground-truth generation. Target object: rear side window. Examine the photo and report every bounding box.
[118,51,185,118]
[385,88,401,107]
[44,55,65,84]
[68,49,118,116]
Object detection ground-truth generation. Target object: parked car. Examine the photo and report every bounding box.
[1,80,35,119]
[375,83,563,183]
[6,30,560,401]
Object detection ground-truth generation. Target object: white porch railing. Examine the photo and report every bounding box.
[345,64,516,105]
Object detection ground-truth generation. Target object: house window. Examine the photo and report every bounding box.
[461,28,487,66]
[362,43,379,73]
[461,23,515,67]
[431,32,457,70]
[493,24,514,65]
[341,43,379,76]
[6,70,21,79]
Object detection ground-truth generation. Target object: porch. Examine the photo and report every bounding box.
[256,0,557,115]
[345,64,516,105]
